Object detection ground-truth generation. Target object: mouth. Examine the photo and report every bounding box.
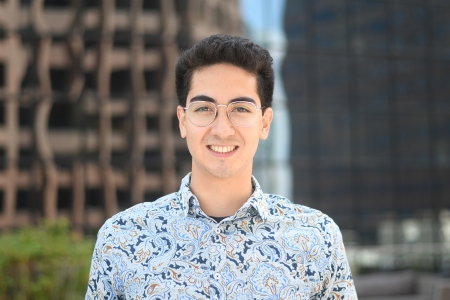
[208,145,238,153]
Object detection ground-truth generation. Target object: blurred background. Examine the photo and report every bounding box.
[0,0,449,299]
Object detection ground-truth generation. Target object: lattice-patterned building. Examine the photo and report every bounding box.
[0,0,241,231]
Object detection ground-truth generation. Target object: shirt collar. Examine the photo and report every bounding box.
[178,173,270,222]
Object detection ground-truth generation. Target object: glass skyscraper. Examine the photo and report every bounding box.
[283,0,450,245]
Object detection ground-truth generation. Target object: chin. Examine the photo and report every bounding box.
[206,167,237,179]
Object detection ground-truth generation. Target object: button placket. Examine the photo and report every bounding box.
[209,224,228,291]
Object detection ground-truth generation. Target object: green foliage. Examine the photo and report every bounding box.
[0,220,95,300]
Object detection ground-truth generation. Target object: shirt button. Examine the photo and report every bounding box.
[214,273,221,280]
[214,228,221,234]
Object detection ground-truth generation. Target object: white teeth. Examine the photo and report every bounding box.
[210,145,236,153]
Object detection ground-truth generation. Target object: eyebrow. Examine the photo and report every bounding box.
[189,95,257,105]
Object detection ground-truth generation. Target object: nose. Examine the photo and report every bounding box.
[210,105,235,137]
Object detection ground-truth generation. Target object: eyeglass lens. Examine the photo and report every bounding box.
[187,101,257,127]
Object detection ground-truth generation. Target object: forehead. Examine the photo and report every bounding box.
[188,63,260,105]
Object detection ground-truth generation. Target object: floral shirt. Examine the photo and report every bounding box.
[86,174,357,299]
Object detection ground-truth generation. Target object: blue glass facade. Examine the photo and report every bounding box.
[283,0,450,245]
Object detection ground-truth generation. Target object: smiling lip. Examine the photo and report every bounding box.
[209,145,237,153]
[208,145,238,157]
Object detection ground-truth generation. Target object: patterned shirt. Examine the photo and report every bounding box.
[86,174,357,299]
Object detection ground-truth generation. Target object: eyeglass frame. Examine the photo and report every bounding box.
[182,100,265,127]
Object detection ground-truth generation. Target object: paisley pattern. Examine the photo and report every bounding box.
[86,174,357,299]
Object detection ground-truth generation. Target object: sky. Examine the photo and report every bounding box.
[239,0,287,46]
[239,0,286,33]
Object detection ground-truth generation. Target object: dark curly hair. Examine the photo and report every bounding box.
[175,34,274,112]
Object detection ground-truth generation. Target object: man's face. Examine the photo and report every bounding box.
[177,63,273,179]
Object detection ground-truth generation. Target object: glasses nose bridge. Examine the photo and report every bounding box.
[215,104,228,110]
[214,103,230,119]
[211,103,233,126]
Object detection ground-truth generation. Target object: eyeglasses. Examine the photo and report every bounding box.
[183,101,264,127]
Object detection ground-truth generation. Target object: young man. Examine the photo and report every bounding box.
[86,35,357,299]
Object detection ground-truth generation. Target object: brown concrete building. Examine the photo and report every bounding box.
[0,0,241,231]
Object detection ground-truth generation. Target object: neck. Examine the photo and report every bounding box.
[189,168,253,217]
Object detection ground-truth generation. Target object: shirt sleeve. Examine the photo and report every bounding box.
[85,221,121,300]
[323,223,358,300]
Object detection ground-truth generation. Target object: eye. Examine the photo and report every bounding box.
[230,104,253,113]
[235,107,250,113]
[195,106,211,112]
[192,104,214,113]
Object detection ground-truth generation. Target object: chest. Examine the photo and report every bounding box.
[106,218,333,299]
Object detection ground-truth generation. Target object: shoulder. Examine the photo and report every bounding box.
[264,193,342,238]
[96,192,182,239]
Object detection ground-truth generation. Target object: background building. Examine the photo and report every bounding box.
[240,0,292,201]
[283,0,450,257]
[0,0,241,231]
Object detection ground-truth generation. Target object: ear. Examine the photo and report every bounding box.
[177,105,187,138]
[259,107,273,140]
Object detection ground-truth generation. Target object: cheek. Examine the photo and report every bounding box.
[185,128,205,154]
[185,135,196,155]
[243,130,260,152]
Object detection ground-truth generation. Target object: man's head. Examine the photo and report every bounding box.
[175,35,274,180]
[175,34,274,112]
